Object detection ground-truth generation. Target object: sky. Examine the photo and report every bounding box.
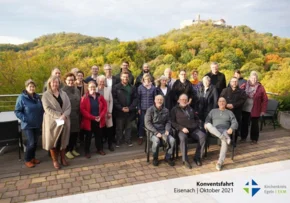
[0,0,290,44]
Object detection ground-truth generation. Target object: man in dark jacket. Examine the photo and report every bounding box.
[112,72,137,147]
[171,70,196,109]
[135,63,155,88]
[205,62,226,96]
[227,70,247,90]
[220,77,247,142]
[171,94,206,169]
[84,65,99,84]
[196,76,218,122]
[145,95,175,167]
[115,61,134,85]
[104,64,117,91]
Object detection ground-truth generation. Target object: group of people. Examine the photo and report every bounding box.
[14,61,268,171]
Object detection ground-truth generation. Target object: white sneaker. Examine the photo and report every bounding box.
[223,133,231,145]
[216,163,222,171]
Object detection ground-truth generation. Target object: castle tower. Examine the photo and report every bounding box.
[196,14,200,22]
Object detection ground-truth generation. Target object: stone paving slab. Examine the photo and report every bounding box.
[0,127,289,203]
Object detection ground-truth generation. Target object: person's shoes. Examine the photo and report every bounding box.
[251,140,257,145]
[193,158,202,166]
[60,149,69,166]
[126,141,133,147]
[216,163,223,171]
[165,158,175,166]
[153,158,159,166]
[65,151,75,159]
[97,150,106,155]
[72,150,80,157]
[25,161,35,168]
[116,141,121,148]
[138,138,143,145]
[109,145,115,151]
[183,161,192,169]
[223,133,231,145]
[85,153,91,159]
[240,139,246,143]
[31,158,41,164]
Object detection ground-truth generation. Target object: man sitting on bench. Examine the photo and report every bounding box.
[145,95,175,167]
[171,94,206,169]
[204,97,238,171]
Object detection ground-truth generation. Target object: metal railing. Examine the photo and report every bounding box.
[0,94,42,112]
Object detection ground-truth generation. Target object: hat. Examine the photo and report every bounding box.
[25,79,36,87]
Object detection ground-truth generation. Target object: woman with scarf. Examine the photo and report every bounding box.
[241,71,268,144]
[137,73,156,145]
[154,75,172,111]
[62,73,81,159]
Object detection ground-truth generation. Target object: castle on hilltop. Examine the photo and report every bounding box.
[180,14,226,29]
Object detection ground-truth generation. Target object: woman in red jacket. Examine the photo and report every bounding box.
[241,71,268,144]
[80,81,107,158]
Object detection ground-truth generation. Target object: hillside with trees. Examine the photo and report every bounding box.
[0,24,290,96]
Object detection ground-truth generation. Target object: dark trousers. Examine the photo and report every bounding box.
[67,132,78,152]
[178,129,206,162]
[104,127,114,147]
[23,128,40,162]
[84,121,103,154]
[116,117,132,143]
[138,110,146,138]
[241,111,260,141]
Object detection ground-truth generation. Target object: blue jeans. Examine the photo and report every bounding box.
[23,128,40,162]
[151,135,175,159]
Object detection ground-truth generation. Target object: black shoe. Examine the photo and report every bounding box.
[109,145,115,151]
[193,158,202,166]
[183,161,192,169]
[165,158,175,166]
[153,159,159,166]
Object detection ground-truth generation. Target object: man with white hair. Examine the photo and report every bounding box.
[135,63,155,88]
[204,97,238,171]
[171,94,206,169]
[164,68,176,89]
[145,95,175,167]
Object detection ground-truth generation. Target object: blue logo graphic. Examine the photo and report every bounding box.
[243,179,261,197]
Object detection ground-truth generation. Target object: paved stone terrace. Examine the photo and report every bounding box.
[0,127,289,203]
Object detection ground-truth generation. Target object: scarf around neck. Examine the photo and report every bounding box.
[245,81,258,98]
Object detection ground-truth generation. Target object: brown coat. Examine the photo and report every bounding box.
[42,90,71,150]
[75,81,88,96]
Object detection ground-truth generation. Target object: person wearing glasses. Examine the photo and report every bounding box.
[62,73,81,159]
[80,81,107,158]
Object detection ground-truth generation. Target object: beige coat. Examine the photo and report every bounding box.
[42,90,71,150]
[96,87,113,127]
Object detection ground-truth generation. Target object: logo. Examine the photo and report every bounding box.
[243,179,261,197]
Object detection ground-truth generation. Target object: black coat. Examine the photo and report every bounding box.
[205,71,226,96]
[112,83,137,121]
[220,87,247,119]
[171,79,194,107]
[105,76,118,89]
[196,85,218,121]
[170,105,200,132]
[155,86,173,111]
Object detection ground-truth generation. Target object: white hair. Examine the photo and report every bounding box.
[97,75,106,83]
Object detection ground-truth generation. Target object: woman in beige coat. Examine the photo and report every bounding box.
[42,76,71,169]
[96,75,114,151]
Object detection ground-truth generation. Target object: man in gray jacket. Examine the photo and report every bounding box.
[145,95,175,167]
[205,97,238,171]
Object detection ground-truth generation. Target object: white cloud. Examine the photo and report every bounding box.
[0,36,30,45]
